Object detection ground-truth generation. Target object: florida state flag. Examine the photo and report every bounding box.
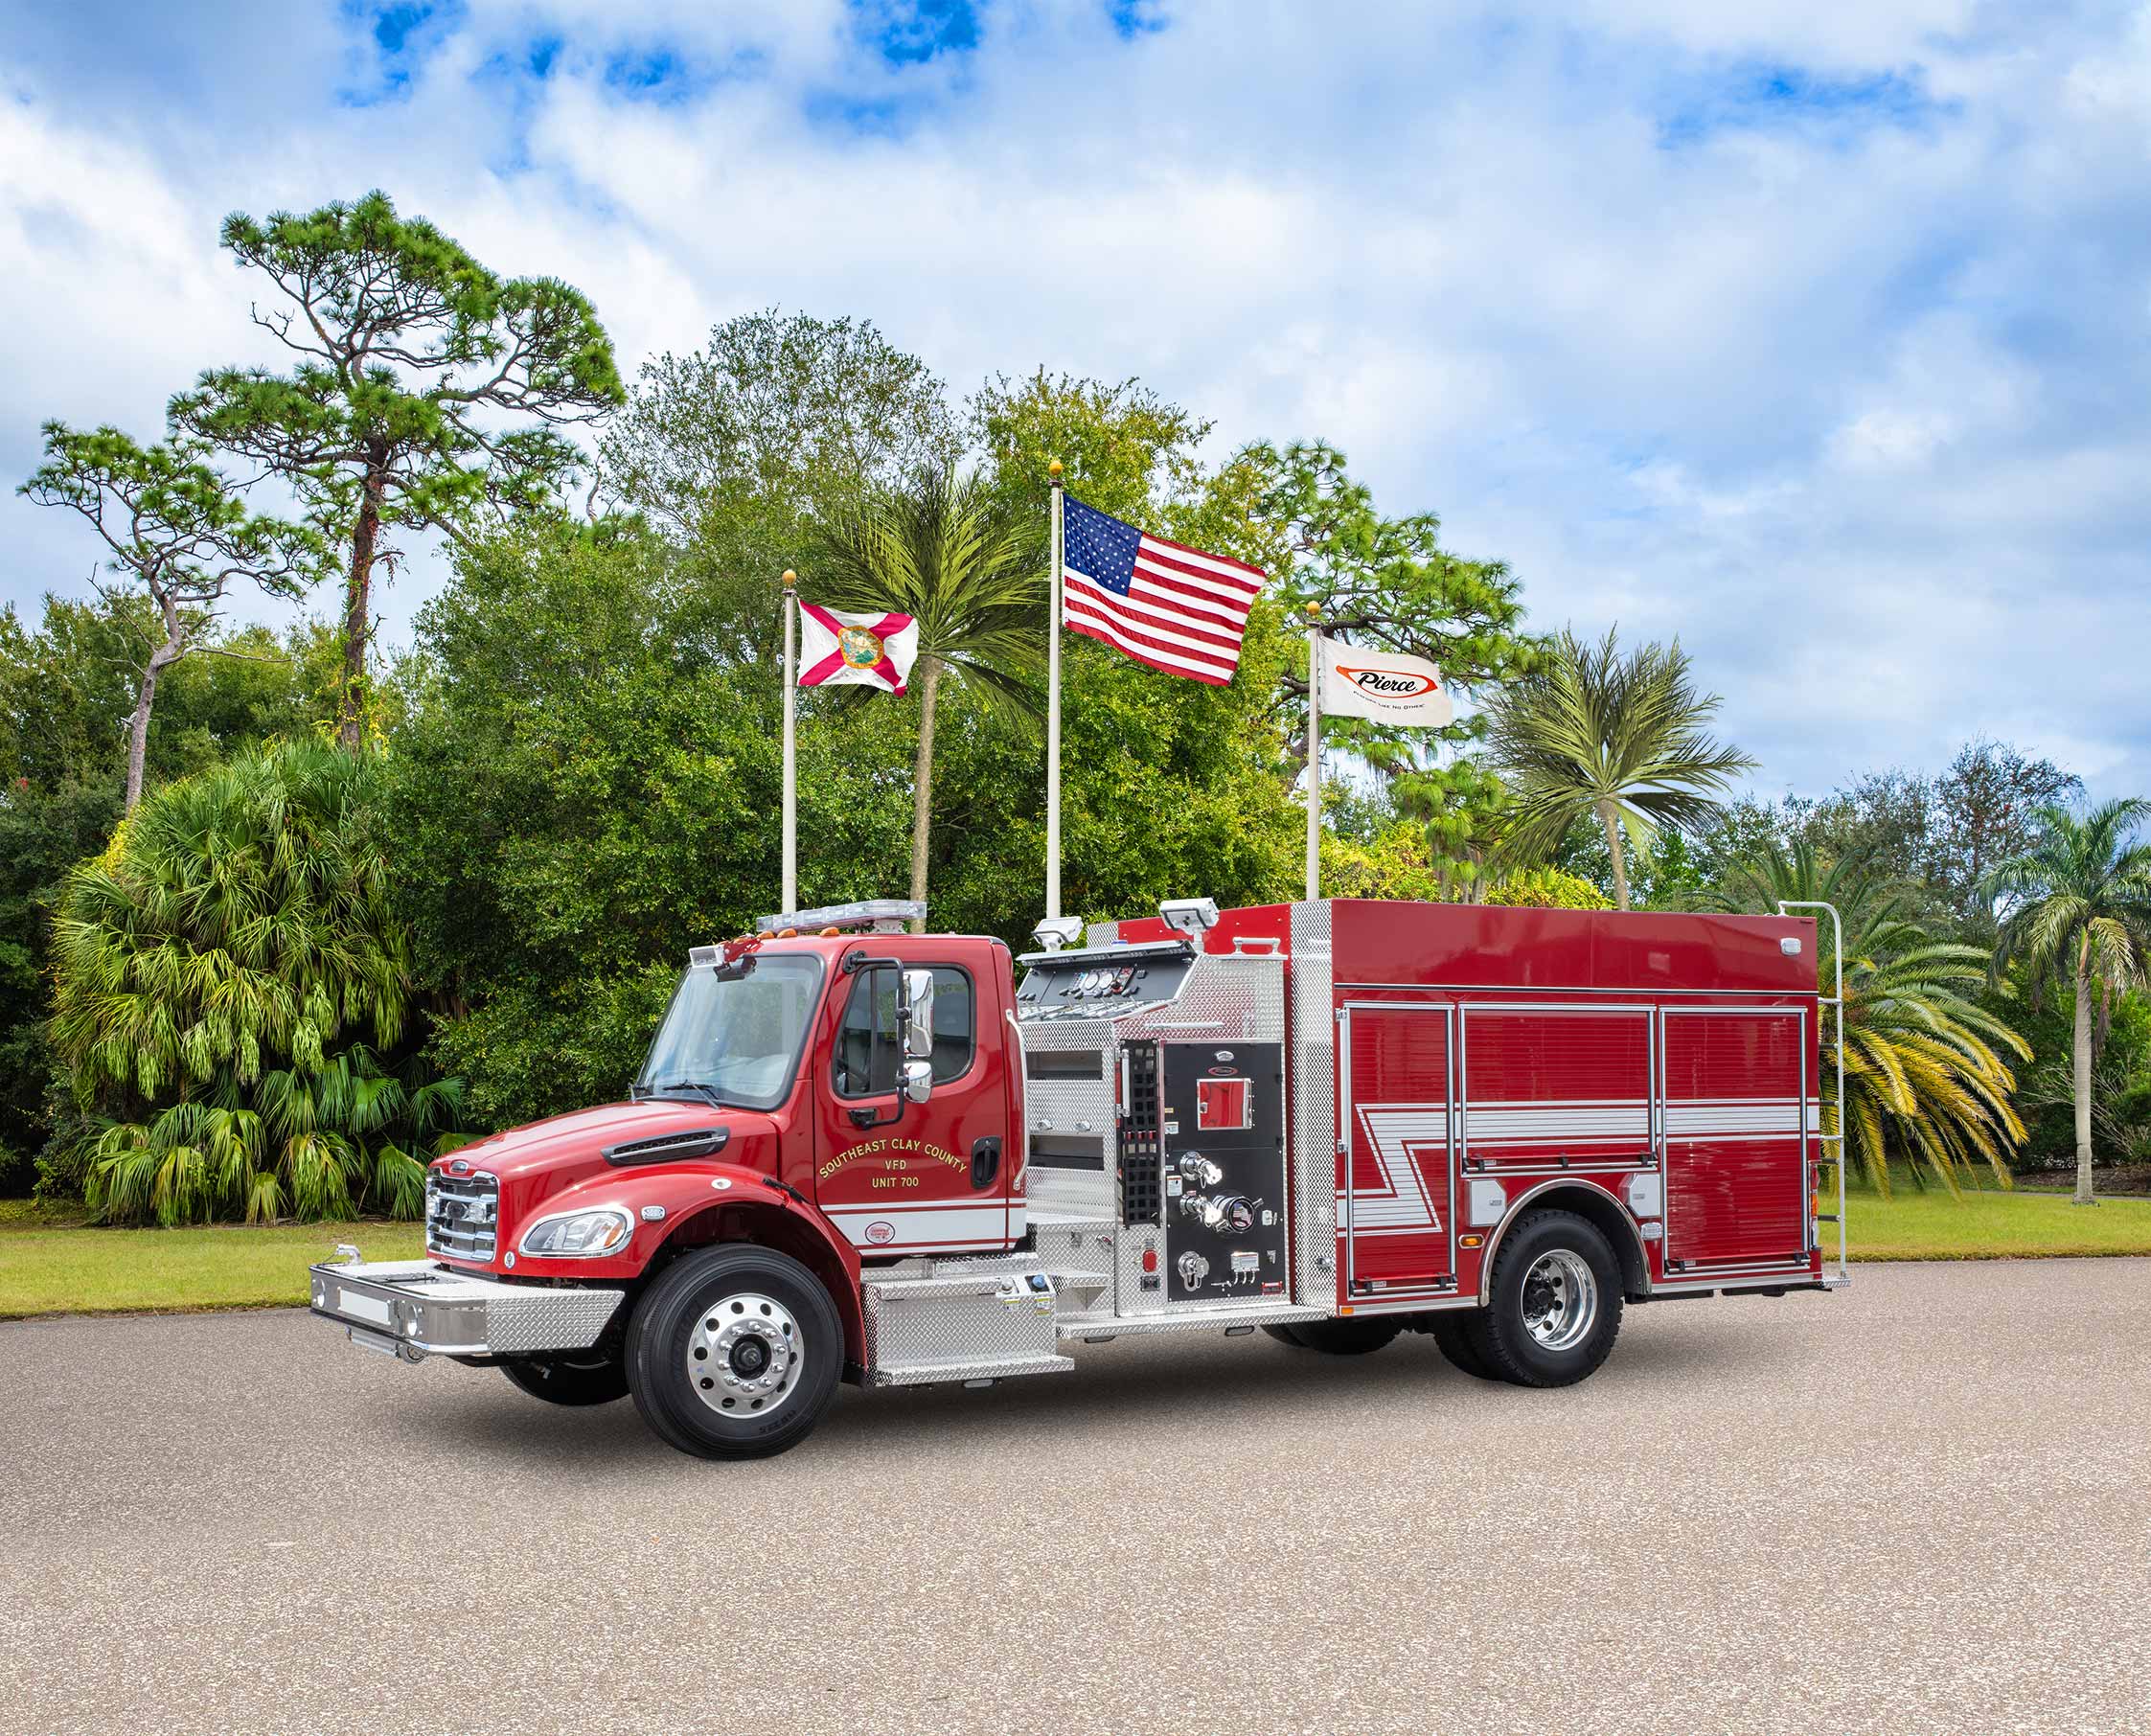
[797,605,920,695]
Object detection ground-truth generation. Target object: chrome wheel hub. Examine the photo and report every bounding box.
[688,1291,803,1417]
[1520,1249,1598,1352]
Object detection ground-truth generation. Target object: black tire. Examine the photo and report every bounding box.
[500,1351,629,1406]
[1426,1310,1500,1382]
[1262,1323,1314,1348]
[1466,1209,1623,1387]
[626,1245,843,1460]
[1287,1315,1404,1356]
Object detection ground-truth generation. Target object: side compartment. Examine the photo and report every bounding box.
[1659,1006,1810,1273]
[1339,1002,1456,1303]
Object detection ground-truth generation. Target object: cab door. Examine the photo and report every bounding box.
[812,952,1016,1255]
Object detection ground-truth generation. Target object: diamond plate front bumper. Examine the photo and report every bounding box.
[309,1257,625,1362]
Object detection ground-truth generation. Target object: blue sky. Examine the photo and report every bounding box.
[3,0,2148,801]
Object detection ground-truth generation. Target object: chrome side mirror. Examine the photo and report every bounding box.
[900,968,936,1061]
[902,1058,933,1105]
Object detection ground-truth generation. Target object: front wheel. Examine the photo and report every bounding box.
[500,1351,629,1406]
[626,1245,843,1460]
[1467,1210,1623,1387]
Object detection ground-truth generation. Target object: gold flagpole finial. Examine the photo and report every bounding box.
[782,569,796,589]
[1047,458,1063,481]
[1306,602,1321,622]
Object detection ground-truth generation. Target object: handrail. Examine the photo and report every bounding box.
[1777,900,1849,1289]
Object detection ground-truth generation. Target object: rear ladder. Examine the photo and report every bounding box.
[1778,899,1849,1289]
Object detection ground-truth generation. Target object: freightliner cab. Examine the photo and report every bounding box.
[312,895,1846,1459]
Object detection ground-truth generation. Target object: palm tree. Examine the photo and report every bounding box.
[1484,627,1754,909]
[1715,840,2028,1195]
[49,740,464,1223]
[1984,800,2151,1204]
[812,468,1043,928]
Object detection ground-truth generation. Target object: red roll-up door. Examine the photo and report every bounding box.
[1339,1004,1454,1300]
[1660,1009,1807,1268]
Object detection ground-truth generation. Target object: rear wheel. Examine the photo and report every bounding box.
[1288,1315,1403,1356]
[500,1351,629,1406]
[1467,1210,1622,1387]
[626,1245,842,1459]
[1426,1311,1500,1381]
[1261,1323,1314,1348]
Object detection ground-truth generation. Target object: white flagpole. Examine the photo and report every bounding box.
[1046,459,1064,921]
[1305,603,1322,901]
[781,569,798,917]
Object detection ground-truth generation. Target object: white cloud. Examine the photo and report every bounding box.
[1,0,2147,805]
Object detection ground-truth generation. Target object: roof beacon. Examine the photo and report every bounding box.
[1157,896,1220,936]
[756,900,923,936]
[1031,915,1085,952]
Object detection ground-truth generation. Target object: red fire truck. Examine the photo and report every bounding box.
[312,895,1847,1459]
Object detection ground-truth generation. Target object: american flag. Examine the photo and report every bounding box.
[1061,493,1266,685]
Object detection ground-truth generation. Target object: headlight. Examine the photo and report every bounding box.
[518,1207,633,1259]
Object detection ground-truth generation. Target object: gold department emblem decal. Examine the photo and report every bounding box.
[837,625,884,668]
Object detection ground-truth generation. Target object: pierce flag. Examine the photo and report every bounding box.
[797,605,919,695]
[1316,636,1454,728]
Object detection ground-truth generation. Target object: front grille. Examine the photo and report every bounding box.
[425,1170,499,1262]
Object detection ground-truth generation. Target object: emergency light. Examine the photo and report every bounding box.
[755,899,924,935]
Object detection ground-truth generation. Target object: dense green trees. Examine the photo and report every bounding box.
[48,742,460,1222]
[0,599,341,1189]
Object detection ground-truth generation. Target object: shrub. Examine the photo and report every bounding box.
[48,741,462,1223]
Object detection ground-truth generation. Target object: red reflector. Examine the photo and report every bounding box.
[1141,1248,1157,1273]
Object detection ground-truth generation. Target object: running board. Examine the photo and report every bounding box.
[1055,1302,1328,1342]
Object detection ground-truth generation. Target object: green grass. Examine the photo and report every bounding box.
[1835,1180,2151,1261]
[0,1203,423,1319]
[3,1176,2150,1319]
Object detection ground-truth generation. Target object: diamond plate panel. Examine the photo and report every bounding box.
[1290,901,1339,1312]
[861,1252,1069,1382]
[484,1286,630,1355]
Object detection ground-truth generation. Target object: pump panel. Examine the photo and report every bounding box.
[1159,1041,1286,1302]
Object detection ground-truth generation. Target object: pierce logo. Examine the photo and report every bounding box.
[864,1221,896,1245]
[1337,665,1440,698]
[449,1159,470,1176]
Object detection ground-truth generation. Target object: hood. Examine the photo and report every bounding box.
[437,1098,774,1188]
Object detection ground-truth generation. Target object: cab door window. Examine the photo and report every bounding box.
[832,966,973,1098]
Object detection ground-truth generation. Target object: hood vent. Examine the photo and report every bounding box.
[603,1126,730,1168]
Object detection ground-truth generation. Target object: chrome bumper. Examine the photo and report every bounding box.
[309,1257,625,1362]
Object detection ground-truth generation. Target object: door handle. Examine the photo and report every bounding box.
[971,1136,1001,1191]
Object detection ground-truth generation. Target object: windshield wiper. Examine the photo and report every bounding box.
[650,1080,733,1109]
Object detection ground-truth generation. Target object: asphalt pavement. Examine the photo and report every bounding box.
[3,1259,2147,1736]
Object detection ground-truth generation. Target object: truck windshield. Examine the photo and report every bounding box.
[636,955,824,1112]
